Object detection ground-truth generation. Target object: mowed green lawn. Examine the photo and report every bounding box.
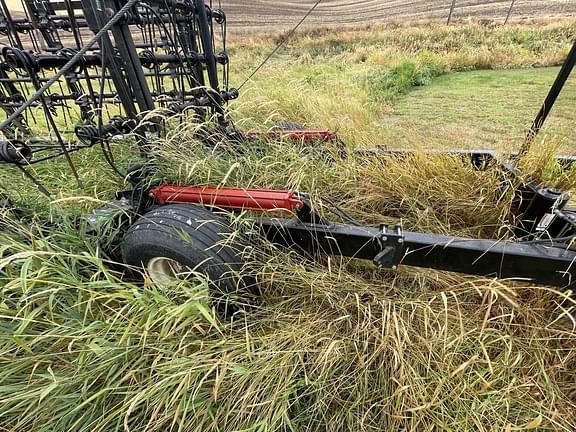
[384,67,576,150]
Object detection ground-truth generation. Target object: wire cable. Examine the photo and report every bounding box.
[521,235,576,245]
[237,0,323,91]
[319,195,363,227]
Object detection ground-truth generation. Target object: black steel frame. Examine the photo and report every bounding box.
[260,218,576,287]
[1,0,576,289]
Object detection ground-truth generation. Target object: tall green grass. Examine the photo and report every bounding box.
[365,56,445,103]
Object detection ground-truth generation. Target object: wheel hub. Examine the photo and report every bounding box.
[147,257,187,286]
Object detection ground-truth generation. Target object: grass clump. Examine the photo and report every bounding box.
[356,152,513,236]
[365,56,445,103]
[518,139,576,191]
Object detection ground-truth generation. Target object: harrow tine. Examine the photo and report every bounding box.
[15,164,51,198]
[0,0,24,49]
[0,0,140,131]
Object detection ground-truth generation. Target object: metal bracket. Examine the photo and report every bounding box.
[373,224,405,269]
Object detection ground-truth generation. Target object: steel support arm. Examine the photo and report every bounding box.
[520,39,576,155]
[259,218,576,288]
[400,231,575,286]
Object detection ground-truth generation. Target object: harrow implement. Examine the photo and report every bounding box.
[1,0,576,315]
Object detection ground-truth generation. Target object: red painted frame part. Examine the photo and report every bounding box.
[150,185,305,212]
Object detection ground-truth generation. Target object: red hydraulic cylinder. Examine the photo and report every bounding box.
[150,185,305,213]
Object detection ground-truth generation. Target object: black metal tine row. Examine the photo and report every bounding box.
[0,0,235,194]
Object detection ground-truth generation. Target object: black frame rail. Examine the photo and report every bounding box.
[260,218,576,288]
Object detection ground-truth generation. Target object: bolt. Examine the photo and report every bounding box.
[391,265,398,270]
[398,238,404,244]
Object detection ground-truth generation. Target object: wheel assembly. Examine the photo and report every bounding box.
[121,204,254,317]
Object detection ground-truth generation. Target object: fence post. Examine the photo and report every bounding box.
[447,0,457,24]
[505,0,517,25]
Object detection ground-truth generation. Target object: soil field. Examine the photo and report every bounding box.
[222,0,576,29]
[5,0,576,30]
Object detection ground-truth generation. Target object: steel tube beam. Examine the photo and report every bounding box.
[259,219,576,288]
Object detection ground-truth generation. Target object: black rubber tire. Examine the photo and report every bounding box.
[121,204,254,317]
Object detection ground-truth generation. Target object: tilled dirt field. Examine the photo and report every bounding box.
[5,0,576,31]
[223,0,576,29]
